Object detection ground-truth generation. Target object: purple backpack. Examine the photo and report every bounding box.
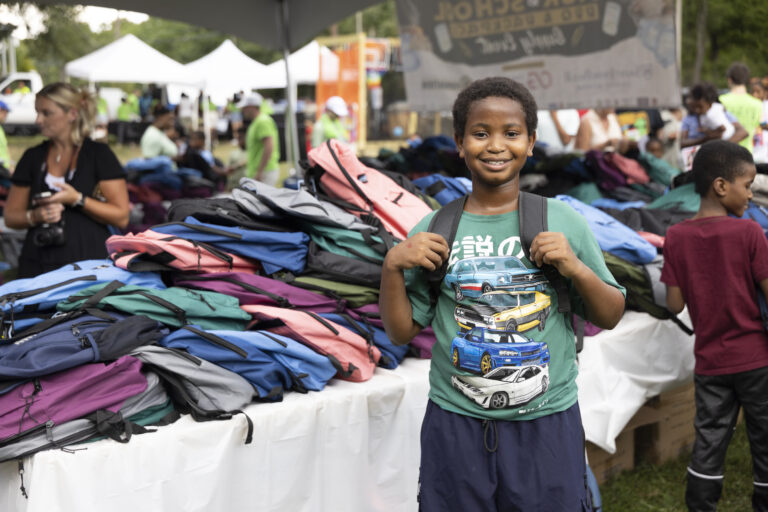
[350,303,437,359]
[0,356,147,443]
[585,150,627,191]
[174,272,345,313]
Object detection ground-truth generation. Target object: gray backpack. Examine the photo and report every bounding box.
[130,345,256,443]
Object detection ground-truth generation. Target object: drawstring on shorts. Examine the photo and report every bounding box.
[483,420,498,453]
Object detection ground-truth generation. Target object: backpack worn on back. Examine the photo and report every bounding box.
[305,139,433,240]
[426,192,581,349]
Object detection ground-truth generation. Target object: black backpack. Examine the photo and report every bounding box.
[425,192,584,350]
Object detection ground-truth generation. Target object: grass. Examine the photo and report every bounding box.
[600,419,754,511]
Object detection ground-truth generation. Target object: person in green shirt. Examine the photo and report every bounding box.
[311,96,350,148]
[140,105,180,160]
[0,101,11,171]
[379,77,625,511]
[720,62,764,153]
[239,93,280,186]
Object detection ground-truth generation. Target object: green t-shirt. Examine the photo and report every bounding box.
[720,92,763,152]
[0,124,10,168]
[126,93,140,116]
[97,97,109,116]
[140,125,178,159]
[406,199,624,421]
[311,113,349,148]
[117,103,134,121]
[246,112,280,178]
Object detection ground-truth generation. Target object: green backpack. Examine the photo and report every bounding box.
[637,152,681,187]
[307,223,389,264]
[58,280,252,331]
[274,273,379,308]
[646,183,700,213]
[602,252,692,334]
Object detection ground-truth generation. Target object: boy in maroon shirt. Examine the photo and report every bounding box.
[662,139,768,511]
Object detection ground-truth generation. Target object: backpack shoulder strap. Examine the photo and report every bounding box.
[519,191,571,314]
[426,195,467,305]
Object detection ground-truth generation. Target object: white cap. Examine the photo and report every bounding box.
[325,96,349,117]
[237,92,263,108]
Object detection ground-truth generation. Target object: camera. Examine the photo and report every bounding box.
[31,191,65,248]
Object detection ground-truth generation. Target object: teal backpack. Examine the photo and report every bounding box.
[58,280,252,331]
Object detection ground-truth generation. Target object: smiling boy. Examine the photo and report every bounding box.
[661,139,768,511]
[380,77,625,510]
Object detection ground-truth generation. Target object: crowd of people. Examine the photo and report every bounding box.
[1,58,768,510]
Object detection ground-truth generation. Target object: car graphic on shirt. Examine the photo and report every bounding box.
[450,327,550,375]
[444,256,547,301]
[454,290,552,332]
[451,364,550,409]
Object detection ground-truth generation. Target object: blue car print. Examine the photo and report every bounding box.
[444,256,547,301]
[450,327,550,375]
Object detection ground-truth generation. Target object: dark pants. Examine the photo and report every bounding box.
[418,400,591,512]
[687,366,768,511]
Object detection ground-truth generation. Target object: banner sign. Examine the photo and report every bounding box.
[395,0,680,111]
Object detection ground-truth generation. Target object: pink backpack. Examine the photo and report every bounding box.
[307,140,433,240]
[603,152,650,185]
[242,304,380,382]
[107,229,260,274]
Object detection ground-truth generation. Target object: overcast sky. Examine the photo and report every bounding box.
[0,5,149,39]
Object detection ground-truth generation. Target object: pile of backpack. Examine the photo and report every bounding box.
[0,139,445,473]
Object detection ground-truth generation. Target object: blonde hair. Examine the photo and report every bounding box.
[36,82,97,145]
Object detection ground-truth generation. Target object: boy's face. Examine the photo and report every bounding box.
[190,136,205,149]
[454,96,535,189]
[689,98,709,116]
[721,163,756,218]
[646,140,664,159]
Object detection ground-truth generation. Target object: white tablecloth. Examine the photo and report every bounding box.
[0,358,431,512]
[0,311,695,509]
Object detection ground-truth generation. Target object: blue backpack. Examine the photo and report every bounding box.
[318,312,409,370]
[0,260,165,337]
[0,310,168,386]
[160,326,337,400]
[151,217,310,274]
[413,175,471,206]
[556,195,658,265]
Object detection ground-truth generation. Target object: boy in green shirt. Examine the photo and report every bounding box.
[380,77,625,510]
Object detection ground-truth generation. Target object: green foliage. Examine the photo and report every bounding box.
[601,420,754,511]
[681,0,768,86]
[329,0,399,38]
[19,5,97,84]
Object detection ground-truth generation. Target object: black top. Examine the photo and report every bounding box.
[12,137,126,277]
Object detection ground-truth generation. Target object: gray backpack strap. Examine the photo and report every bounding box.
[519,192,571,314]
[426,196,467,306]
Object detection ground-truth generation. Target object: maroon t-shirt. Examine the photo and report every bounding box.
[661,216,768,375]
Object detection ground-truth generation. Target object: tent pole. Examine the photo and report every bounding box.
[279,0,301,177]
[203,90,212,152]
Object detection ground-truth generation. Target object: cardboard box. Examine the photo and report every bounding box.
[587,428,635,485]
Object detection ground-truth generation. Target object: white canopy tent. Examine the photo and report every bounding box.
[38,0,383,172]
[64,34,201,86]
[254,40,339,89]
[184,39,268,105]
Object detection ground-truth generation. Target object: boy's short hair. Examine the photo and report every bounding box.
[692,140,754,196]
[190,130,206,140]
[452,77,538,138]
[726,62,751,86]
[689,82,719,103]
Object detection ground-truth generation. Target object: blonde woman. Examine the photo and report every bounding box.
[4,82,129,278]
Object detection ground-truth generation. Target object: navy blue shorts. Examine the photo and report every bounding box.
[418,400,591,512]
